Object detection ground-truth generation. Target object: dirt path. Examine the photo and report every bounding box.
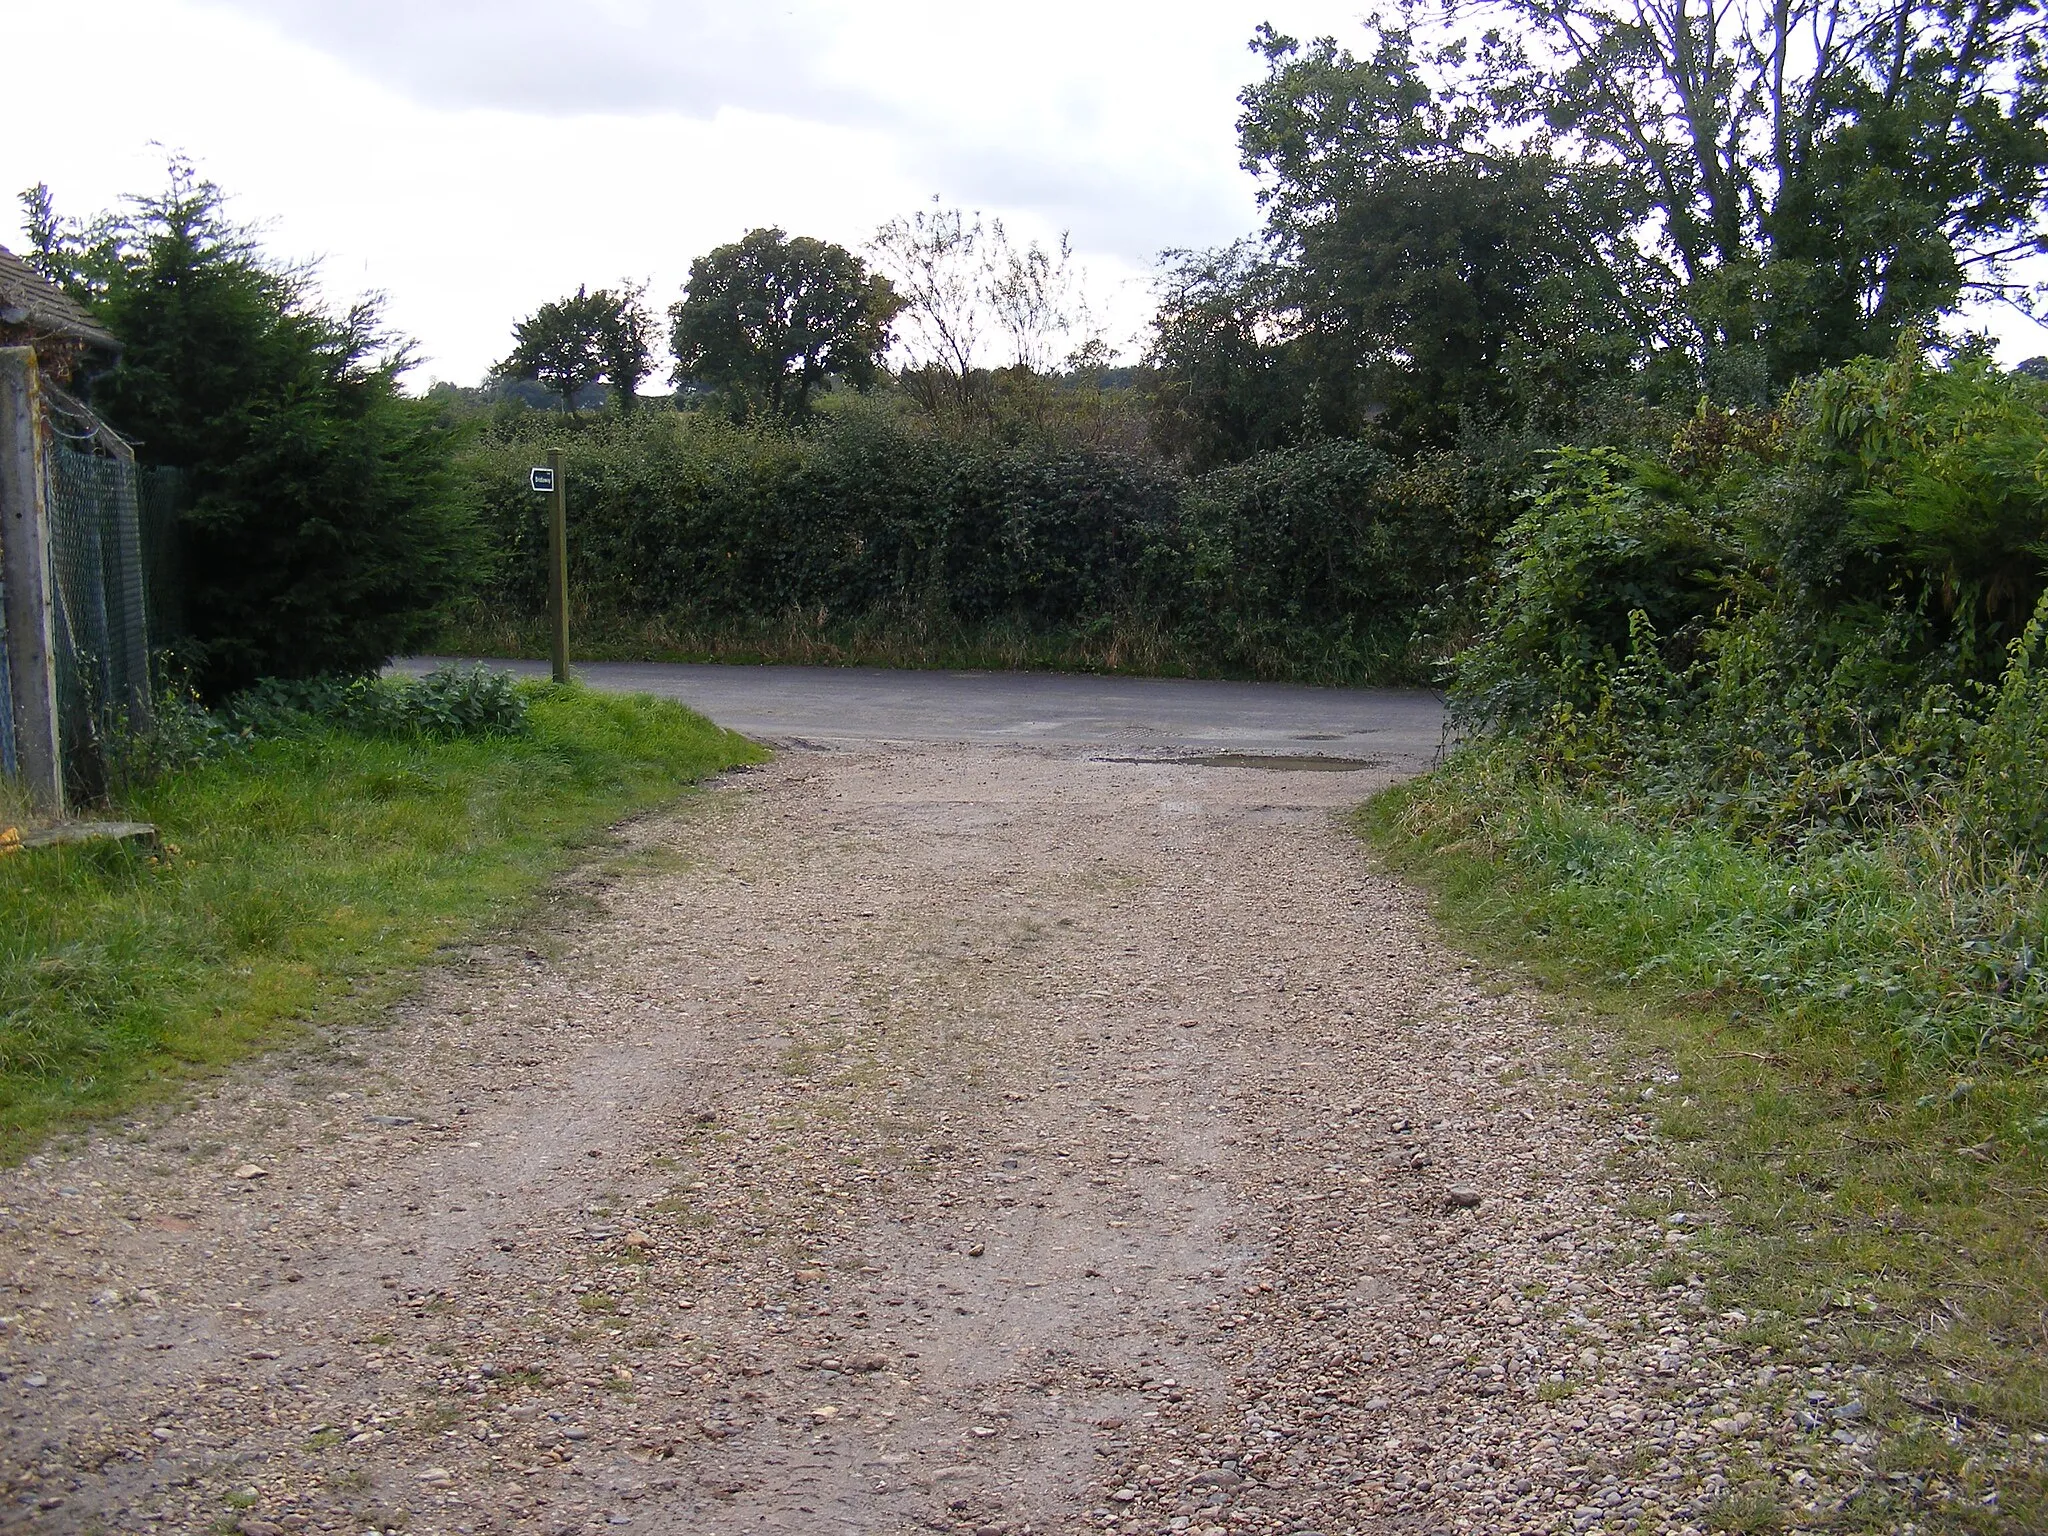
[3,747,1815,1535]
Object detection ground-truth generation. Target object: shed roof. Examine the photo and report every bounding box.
[0,245,118,351]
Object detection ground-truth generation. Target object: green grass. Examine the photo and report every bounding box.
[434,601,1437,687]
[0,684,763,1158]
[1364,747,2048,1534]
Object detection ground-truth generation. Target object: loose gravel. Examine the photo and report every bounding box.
[1,746,1882,1534]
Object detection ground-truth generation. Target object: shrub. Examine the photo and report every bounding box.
[228,665,527,740]
[1753,346,2048,676]
[1448,349,2048,855]
[1452,446,1741,727]
[1962,592,2048,862]
[1179,438,1478,679]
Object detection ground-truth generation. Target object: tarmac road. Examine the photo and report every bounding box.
[397,657,1447,768]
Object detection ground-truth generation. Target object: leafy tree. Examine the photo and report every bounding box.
[596,282,656,412]
[1237,26,1655,441]
[1148,244,1315,469]
[27,167,480,696]
[669,228,901,419]
[1150,25,1651,463]
[1481,0,2048,386]
[497,286,615,411]
[1155,5,2046,459]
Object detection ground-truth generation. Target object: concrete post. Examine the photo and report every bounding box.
[0,348,63,816]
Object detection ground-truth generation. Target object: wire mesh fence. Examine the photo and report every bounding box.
[46,440,151,794]
[3,366,184,808]
[28,434,182,800]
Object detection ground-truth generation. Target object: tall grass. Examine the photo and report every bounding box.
[1380,747,2048,1068]
[1366,749,2048,1532]
[434,598,1435,685]
[0,686,762,1156]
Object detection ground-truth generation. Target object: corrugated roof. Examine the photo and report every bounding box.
[0,245,118,351]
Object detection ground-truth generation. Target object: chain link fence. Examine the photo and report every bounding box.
[47,441,171,793]
[1,394,183,800]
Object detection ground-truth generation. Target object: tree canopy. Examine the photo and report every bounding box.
[669,228,901,418]
[23,167,480,696]
[1151,5,2048,464]
[867,204,1102,412]
[498,284,655,411]
[1488,0,2048,385]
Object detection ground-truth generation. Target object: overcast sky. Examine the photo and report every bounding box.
[9,0,2046,385]
[8,0,1384,386]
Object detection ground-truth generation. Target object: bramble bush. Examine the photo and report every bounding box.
[1440,344,2048,1062]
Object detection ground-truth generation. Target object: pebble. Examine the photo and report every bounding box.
[0,747,2010,1535]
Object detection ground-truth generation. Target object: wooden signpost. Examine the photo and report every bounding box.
[533,453,569,685]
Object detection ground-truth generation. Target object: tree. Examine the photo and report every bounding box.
[1239,27,1656,442]
[1150,25,1650,461]
[597,282,656,412]
[1148,244,1314,469]
[869,203,1100,412]
[669,228,901,418]
[493,284,652,412]
[868,204,989,409]
[987,229,1097,374]
[28,167,481,696]
[497,286,615,411]
[1480,0,2048,386]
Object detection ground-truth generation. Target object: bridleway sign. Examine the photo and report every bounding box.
[528,466,555,493]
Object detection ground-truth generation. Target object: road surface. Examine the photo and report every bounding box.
[0,670,1863,1534]
[395,658,1446,766]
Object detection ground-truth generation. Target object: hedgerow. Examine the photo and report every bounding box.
[448,405,1481,683]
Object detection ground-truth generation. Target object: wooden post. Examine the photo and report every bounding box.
[0,348,62,816]
[547,447,569,685]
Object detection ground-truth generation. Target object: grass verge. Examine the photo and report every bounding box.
[435,603,1437,687]
[0,685,763,1160]
[1365,748,2047,1534]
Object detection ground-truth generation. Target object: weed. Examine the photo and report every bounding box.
[1704,1484,1784,1532]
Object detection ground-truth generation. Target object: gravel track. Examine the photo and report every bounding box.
[1,746,1871,1534]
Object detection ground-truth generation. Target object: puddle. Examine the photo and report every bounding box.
[1192,753,1384,772]
[1098,753,1385,772]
